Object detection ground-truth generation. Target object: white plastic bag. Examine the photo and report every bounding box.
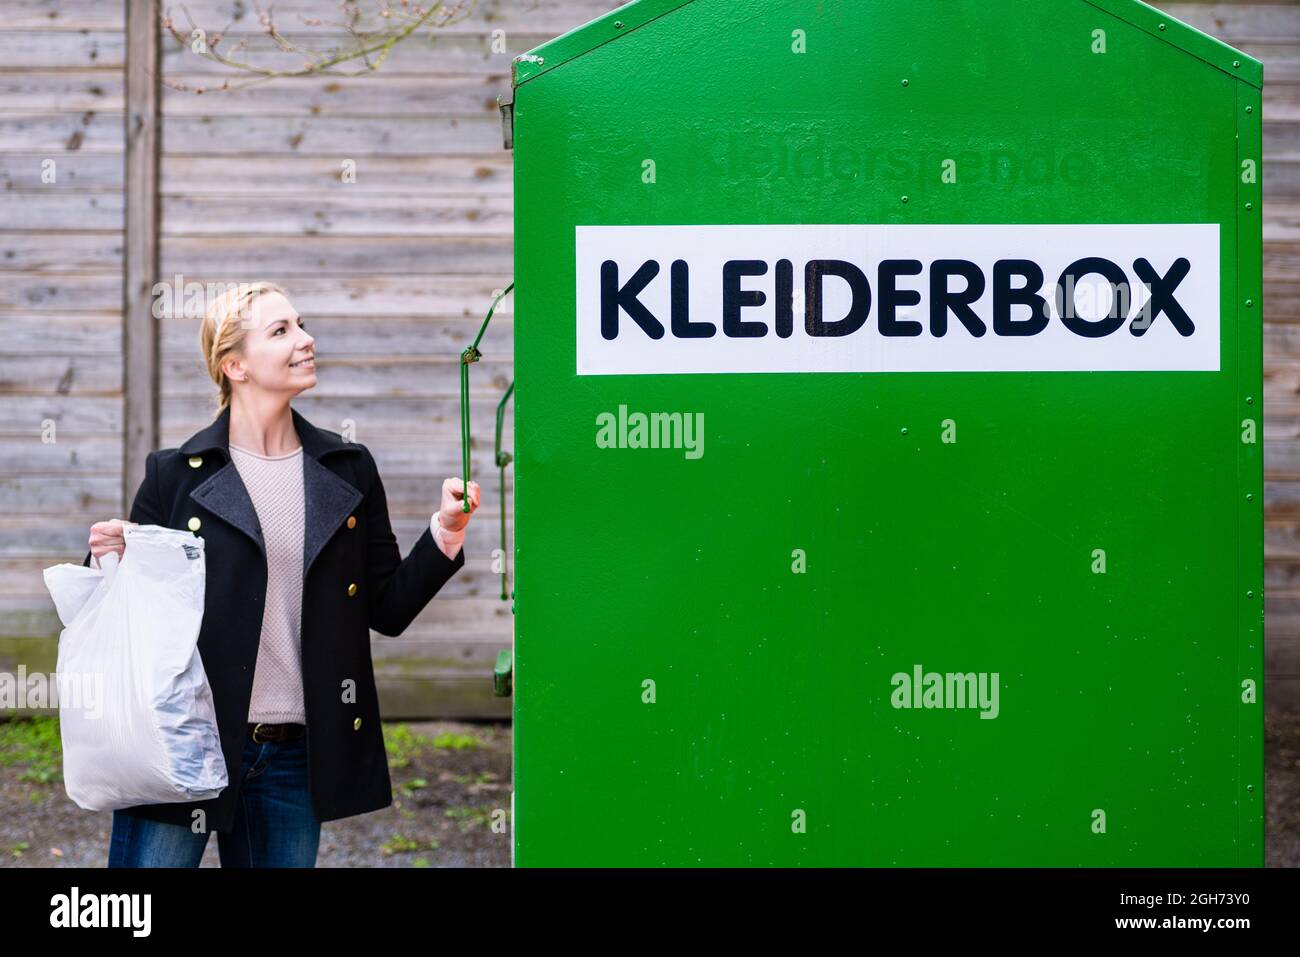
[42,524,228,811]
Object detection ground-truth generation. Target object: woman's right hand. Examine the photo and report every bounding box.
[88,519,137,565]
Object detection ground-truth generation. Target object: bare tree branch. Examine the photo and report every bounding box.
[162,0,479,93]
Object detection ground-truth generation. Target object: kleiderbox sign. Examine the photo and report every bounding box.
[577,223,1220,373]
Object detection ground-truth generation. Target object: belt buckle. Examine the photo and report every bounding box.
[252,722,271,743]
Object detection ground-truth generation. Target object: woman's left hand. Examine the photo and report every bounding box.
[438,478,480,533]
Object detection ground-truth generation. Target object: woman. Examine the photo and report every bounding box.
[83,281,481,867]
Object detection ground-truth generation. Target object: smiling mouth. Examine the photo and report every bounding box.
[289,356,315,369]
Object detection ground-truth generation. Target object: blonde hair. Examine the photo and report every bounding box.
[199,281,289,415]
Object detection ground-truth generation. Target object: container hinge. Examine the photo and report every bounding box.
[497,88,514,151]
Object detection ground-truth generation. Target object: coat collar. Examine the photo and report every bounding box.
[180,405,358,463]
[181,406,364,581]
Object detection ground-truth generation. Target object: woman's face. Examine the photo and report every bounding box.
[224,291,316,396]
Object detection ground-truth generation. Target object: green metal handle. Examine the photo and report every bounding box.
[459,282,514,512]
[496,381,515,601]
[494,648,513,698]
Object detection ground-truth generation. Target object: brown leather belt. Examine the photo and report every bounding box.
[248,722,305,744]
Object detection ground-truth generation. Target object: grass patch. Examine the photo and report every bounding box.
[382,723,435,770]
[0,714,62,784]
[379,833,439,855]
[443,806,495,831]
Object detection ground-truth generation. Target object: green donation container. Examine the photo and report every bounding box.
[506,0,1264,865]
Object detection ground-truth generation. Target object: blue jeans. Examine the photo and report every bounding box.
[107,731,320,867]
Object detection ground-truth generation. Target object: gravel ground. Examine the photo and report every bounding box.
[0,719,512,868]
[2,712,1298,867]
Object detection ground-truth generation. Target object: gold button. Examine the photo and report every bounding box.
[188,455,203,469]
[346,515,356,529]
[187,516,201,532]
[353,717,362,731]
[347,582,358,597]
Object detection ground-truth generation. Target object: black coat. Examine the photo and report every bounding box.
[81,405,465,833]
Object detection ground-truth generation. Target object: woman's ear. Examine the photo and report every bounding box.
[222,355,246,383]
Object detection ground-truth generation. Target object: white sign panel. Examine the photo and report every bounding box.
[575,224,1221,375]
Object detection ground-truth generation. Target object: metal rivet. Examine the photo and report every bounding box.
[614,20,624,28]
[1246,396,1254,404]
[1233,60,1241,68]
[1247,590,1254,599]
[1246,106,1253,114]
[1246,299,1253,307]
[347,515,357,529]
[1158,23,1166,31]
[347,582,358,597]
[1245,202,1253,210]
[188,455,203,468]
[353,717,362,730]
[1247,784,1254,792]
[901,78,909,86]
[901,195,909,204]
[1247,493,1254,502]
[188,516,201,532]
[900,427,909,436]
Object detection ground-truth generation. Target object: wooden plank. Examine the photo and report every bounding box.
[147,274,512,317]
[375,675,509,721]
[1265,243,1300,282]
[4,0,126,30]
[0,274,122,311]
[0,475,121,515]
[0,314,120,353]
[161,114,502,155]
[0,192,123,230]
[1267,520,1300,560]
[161,353,511,397]
[1261,281,1300,317]
[165,0,627,36]
[0,393,123,433]
[162,192,512,235]
[0,152,124,189]
[161,153,511,193]
[1161,3,1300,40]
[1263,440,1300,477]
[1264,84,1300,122]
[0,112,125,152]
[163,74,509,116]
[0,554,506,599]
[159,234,512,275]
[0,436,122,475]
[1264,159,1300,197]
[160,314,513,356]
[0,508,504,557]
[1265,677,1300,711]
[369,635,514,670]
[0,71,125,111]
[159,30,555,76]
[1263,199,1300,241]
[161,394,512,436]
[1235,40,1300,83]
[0,353,122,395]
[1265,120,1300,160]
[0,31,126,70]
[125,0,163,512]
[0,232,124,271]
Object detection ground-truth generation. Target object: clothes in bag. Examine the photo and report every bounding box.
[41,524,228,810]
